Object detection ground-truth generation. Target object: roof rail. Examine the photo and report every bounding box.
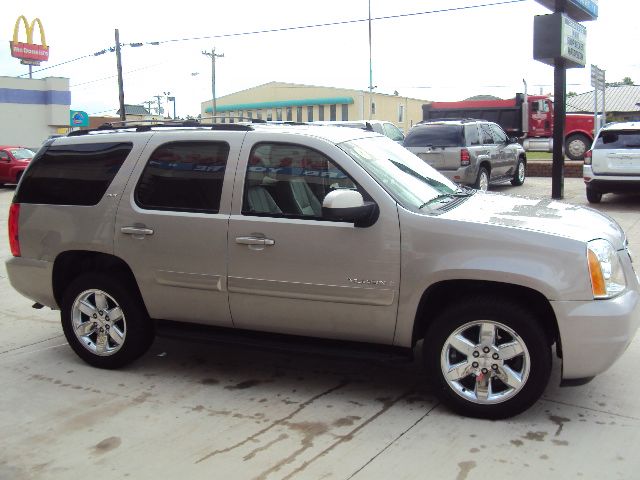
[67,119,255,137]
[417,118,481,124]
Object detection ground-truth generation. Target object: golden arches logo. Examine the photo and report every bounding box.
[13,15,48,47]
[9,15,50,64]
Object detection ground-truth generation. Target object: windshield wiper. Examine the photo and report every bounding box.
[419,190,474,209]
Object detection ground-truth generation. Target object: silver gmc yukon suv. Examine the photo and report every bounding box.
[6,121,640,419]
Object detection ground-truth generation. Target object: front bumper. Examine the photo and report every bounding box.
[552,288,640,379]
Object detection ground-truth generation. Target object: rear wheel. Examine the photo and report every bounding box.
[61,272,154,369]
[474,167,490,191]
[586,187,602,203]
[424,296,551,419]
[511,158,526,186]
[565,134,590,161]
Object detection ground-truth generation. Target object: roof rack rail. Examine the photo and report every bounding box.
[67,118,255,137]
[418,118,481,124]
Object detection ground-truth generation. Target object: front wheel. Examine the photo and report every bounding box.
[511,158,526,186]
[61,272,154,369]
[424,297,551,419]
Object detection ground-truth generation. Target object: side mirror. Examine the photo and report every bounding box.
[322,189,379,228]
[508,136,520,144]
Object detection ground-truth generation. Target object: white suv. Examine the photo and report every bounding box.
[584,122,640,203]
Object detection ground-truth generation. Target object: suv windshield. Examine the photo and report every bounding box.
[9,148,35,160]
[339,137,462,211]
[403,124,463,147]
[595,130,640,149]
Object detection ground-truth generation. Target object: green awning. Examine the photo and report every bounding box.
[205,96,354,113]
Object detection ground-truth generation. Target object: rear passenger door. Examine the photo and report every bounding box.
[489,123,516,178]
[114,132,244,327]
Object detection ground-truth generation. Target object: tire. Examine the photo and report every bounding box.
[61,272,154,369]
[565,134,590,161]
[424,296,551,419]
[474,167,490,191]
[510,158,526,186]
[586,187,602,204]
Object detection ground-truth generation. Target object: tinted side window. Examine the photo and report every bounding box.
[480,124,494,144]
[135,141,229,213]
[403,125,463,147]
[464,124,480,146]
[0,151,9,160]
[595,131,640,149]
[383,123,405,142]
[16,142,132,205]
[490,124,507,144]
[242,143,357,218]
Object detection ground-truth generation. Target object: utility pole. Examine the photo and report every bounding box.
[153,94,164,117]
[368,0,374,120]
[202,47,224,121]
[115,29,126,121]
[143,100,154,115]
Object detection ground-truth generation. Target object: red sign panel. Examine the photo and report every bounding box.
[10,41,49,62]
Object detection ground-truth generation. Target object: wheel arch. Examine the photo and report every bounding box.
[411,280,559,352]
[52,251,147,315]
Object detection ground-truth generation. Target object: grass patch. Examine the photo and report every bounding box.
[527,151,553,160]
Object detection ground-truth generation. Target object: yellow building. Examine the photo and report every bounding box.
[200,81,429,133]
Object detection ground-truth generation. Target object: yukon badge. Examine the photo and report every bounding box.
[348,277,389,286]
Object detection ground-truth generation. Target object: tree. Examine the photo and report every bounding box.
[606,77,635,87]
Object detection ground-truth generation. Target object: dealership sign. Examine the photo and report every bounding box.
[534,13,587,68]
[9,15,49,65]
[534,0,598,21]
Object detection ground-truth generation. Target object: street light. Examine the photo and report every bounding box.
[164,91,171,119]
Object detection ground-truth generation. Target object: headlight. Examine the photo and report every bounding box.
[587,239,626,299]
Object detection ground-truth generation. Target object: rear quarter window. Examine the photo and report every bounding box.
[403,125,463,147]
[15,142,132,206]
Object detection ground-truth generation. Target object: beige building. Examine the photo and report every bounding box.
[200,81,428,133]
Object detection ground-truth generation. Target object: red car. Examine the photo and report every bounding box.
[0,146,35,185]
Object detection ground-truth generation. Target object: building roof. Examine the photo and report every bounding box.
[566,85,640,113]
[116,104,150,115]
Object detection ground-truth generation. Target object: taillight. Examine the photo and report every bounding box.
[460,148,471,166]
[8,203,20,257]
[584,150,592,165]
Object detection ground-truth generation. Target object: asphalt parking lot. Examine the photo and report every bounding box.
[1,177,640,480]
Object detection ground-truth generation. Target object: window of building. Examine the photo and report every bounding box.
[398,104,405,123]
[135,141,229,213]
[267,109,273,121]
[242,143,357,218]
[307,106,314,122]
[247,110,253,119]
[371,102,376,115]
[341,104,349,121]
[330,105,337,121]
[16,142,133,206]
[286,107,293,121]
[297,107,303,122]
[318,105,325,121]
[257,110,262,120]
[276,108,283,121]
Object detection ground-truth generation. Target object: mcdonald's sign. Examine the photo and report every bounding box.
[9,15,50,65]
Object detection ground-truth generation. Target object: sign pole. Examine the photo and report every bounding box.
[552,57,566,199]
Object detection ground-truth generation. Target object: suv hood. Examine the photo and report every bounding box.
[442,192,626,249]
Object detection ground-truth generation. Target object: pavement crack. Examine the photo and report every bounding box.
[0,335,65,356]
[278,389,435,480]
[195,380,349,464]
[542,398,640,421]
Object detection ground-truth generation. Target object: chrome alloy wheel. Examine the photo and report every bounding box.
[478,171,489,191]
[517,162,525,183]
[71,289,126,356]
[440,320,530,404]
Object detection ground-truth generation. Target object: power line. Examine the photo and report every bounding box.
[21,0,526,78]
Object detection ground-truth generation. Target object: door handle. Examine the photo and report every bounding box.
[121,226,154,236]
[235,236,275,246]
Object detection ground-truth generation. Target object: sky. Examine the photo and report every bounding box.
[2,0,638,119]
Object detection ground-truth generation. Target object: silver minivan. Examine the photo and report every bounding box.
[403,120,526,191]
[6,122,639,419]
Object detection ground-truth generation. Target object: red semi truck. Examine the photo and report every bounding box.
[422,94,594,160]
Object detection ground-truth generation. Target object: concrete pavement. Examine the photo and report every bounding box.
[1,178,640,480]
